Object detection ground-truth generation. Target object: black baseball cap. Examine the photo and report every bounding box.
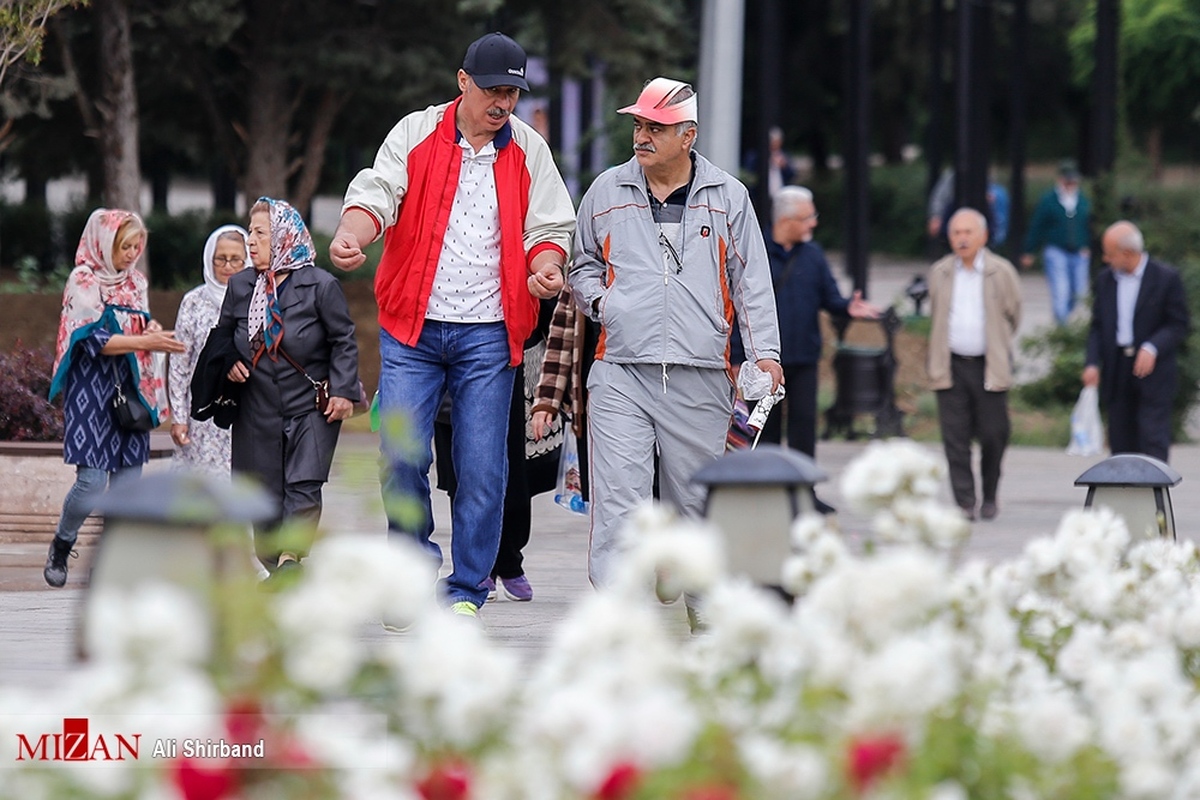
[462,32,529,91]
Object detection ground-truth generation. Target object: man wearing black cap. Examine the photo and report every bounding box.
[1021,159,1092,325]
[329,32,575,621]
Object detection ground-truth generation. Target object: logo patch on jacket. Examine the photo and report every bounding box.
[700,226,711,238]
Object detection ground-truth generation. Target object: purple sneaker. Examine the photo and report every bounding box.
[480,576,497,602]
[500,574,533,602]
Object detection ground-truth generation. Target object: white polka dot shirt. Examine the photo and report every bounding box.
[427,138,504,322]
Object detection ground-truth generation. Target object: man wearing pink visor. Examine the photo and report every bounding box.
[568,77,783,591]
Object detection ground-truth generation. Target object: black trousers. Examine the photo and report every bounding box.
[254,479,322,568]
[756,363,819,458]
[936,355,1010,509]
[1107,350,1173,462]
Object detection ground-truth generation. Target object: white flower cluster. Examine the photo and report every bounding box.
[840,438,969,550]
[6,440,1200,799]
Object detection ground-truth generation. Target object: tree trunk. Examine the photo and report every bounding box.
[242,61,293,204]
[1147,125,1163,181]
[289,88,344,218]
[94,0,141,213]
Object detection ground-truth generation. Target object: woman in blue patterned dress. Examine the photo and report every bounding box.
[168,225,251,474]
[43,209,186,588]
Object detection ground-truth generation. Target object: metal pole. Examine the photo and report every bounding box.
[755,0,782,229]
[844,0,870,296]
[953,0,989,219]
[926,0,945,201]
[698,0,746,175]
[1091,0,1118,175]
[1008,0,1028,259]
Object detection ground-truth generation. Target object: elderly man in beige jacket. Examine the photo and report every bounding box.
[927,207,1022,521]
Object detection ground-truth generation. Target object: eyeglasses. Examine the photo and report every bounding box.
[799,213,819,223]
[213,256,246,267]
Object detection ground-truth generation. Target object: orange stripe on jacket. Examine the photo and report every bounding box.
[594,233,613,361]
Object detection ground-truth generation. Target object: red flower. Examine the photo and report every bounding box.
[846,734,906,792]
[173,757,236,800]
[416,760,472,800]
[593,761,641,800]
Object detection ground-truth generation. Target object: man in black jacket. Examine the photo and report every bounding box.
[754,187,880,460]
[1083,221,1190,462]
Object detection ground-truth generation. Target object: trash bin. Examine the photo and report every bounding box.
[823,307,904,440]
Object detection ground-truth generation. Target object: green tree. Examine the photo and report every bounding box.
[1070,0,1200,177]
[0,0,85,87]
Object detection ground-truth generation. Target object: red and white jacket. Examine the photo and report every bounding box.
[342,98,575,365]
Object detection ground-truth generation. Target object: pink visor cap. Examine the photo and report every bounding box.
[617,78,698,126]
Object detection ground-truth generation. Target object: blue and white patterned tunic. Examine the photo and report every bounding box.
[61,326,150,471]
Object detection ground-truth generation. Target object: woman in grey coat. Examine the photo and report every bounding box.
[220,197,359,575]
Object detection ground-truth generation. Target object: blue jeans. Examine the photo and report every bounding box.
[1043,245,1090,325]
[54,464,143,546]
[378,322,515,608]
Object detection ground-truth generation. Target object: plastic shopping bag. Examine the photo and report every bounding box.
[1066,385,1105,457]
[554,431,588,514]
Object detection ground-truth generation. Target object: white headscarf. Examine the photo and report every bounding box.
[201,224,251,307]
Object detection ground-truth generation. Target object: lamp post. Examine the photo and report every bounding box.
[1074,454,1182,541]
[692,444,828,590]
[80,471,276,659]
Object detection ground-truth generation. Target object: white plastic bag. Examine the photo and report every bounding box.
[737,360,774,401]
[553,432,588,514]
[1066,385,1104,457]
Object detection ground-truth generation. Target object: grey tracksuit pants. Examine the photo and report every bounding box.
[585,360,733,586]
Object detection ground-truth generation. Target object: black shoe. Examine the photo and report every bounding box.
[980,501,998,521]
[813,496,837,515]
[959,505,977,522]
[43,539,76,588]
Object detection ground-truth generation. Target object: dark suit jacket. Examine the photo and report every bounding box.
[729,239,849,366]
[219,266,359,486]
[1086,257,1190,408]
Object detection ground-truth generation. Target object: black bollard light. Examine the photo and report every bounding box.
[692,444,828,588]
[1074,454,1182,541]
[79,470,276,659]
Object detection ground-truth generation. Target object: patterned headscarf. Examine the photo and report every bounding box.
[201,224,251,307]
[50,208,168,421]
[247,197,315,363]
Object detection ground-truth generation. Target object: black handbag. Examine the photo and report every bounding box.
[111,363,154,431]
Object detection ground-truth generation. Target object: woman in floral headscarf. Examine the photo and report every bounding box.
[219,198,359,577]
[168,224,251,473]
[44,208,186,588]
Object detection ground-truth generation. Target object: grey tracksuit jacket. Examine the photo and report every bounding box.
[568,153,780,370]
[567,151,781,586]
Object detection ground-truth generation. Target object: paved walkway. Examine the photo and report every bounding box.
[2,254,1182,688]
[4,433,1200,688]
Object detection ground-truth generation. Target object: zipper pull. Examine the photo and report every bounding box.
[661,363,669,394]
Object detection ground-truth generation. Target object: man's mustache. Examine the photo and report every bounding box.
[634,143,656,154]
[487,108,510,120]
